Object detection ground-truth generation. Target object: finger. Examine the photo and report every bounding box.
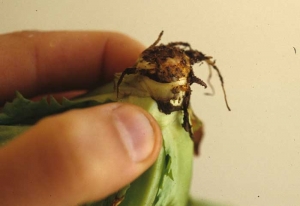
[0,103,162,206]
[0,31,145,103]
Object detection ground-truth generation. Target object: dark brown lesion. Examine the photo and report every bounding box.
[181,89,193,138]
[192,121,204,156]
[156,100,182,114]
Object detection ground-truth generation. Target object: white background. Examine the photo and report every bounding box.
[1,1,300,206]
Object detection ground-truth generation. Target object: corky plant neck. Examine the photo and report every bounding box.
[116,31,230,140]
[136,45,192,83]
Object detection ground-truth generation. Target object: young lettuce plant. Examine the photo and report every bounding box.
[0,31,229,206]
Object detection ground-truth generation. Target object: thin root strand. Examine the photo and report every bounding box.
[205,59,231,111]
[204,64,215,96]
[149,31,164,48]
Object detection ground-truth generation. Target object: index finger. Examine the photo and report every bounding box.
[0,31,145,104]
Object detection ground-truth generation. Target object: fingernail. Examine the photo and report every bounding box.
[113,105,156,162]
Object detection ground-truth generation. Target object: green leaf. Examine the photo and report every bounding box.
[0,125,31,146]
[0,91,105,125]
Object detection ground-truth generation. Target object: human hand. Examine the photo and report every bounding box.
[0,31,162,205]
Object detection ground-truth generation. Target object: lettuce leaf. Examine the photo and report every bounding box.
[0,92,104,125]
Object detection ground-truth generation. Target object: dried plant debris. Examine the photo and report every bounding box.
[117,31,230,140]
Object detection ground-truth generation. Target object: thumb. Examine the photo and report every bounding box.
[0,103,162,206]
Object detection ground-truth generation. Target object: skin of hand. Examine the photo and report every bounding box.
[0,31,162,206]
